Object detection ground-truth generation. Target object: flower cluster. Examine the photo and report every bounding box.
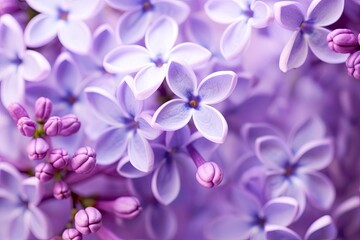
[0,0,360,239]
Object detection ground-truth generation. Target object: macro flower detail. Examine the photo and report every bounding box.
[152,61,237,143]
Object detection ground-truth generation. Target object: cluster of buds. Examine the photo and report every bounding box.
[327,29,360,80]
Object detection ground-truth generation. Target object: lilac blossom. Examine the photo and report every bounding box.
[274,0,348,72]
[0,14,50,107]
[105,0,190,43]
[104,16,212,100]
[152,61,237,143]
[205,0,273,59]
[24,0,102,54]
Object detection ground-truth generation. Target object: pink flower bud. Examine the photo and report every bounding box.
[53,180,71,199]
[60,114,81,136]
[49,148,70,169]
[27,138,49,160]
[71,147,96,174]
[35,162,55,182]
[196,162,223,188]
[0,0,20,14]
[17,117,36,137]
[96,196,141,219]
[7,103,28,123]
[327,29,359,54]
[75,207,102,235]
[346,50,360,80]
[62,228,82,240]
[35,97,53,123]
[44,116,62,136]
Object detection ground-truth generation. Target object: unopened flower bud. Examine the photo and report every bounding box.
[60,114,81,136]
[75,207,102,235]
[327,29,359,53]
[49,148,70,169]
[71,147,96,174]
[44,116,62,136]
[27,138,49,160]
[7,103,28,122]
[96,196,141,219]
[0,0,20,14]
[53,180,71,199]
[62,228,82,240]
[196,162,223,188]
[35,162,55,182]
[17,117,36,137]
[35,97,53,123]
[346,51,360,80]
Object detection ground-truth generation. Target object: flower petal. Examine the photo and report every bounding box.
[274,2,305,31]
[204,215,252,240]
[138,114,162,140]
[105,0,143,10]
[116,82,143,117]
[21,50,50,82]
[307,0,344,26]
[68,0,102,20]
[305,215,337,240]
[204,0,242,24]
[26,0,58,15]
[152,99,192,131]
[128,133,154,172]
[104,45,151,73]
[251,0,273,28]
[153,0,190,23]
[92,25,117,61]
[220,20,252,60]
[169,42,212,67]
[24,15,58,48]
[95,127,129,165]
[58,21,91,54]
[193,105,228,143]
[145,204,177,240]
[117,156,148,178]
[299,172,335,210]
[7,211,29,240]
[279,30,308,72]
[54,52,81,92]
[266,174,289,198]
[133,64,167,100]
[0,14,24,58]
[265,225,301,240]
[29,205,50,239]
[166,126,191,148]
[0,162,22,195]
[308,27,348,64]
[117,9,153,44]
[85,86,125,126]
[1,71,24,107]
[146,16,178,57]
[255,136,291,169]
[294,139,333,172]
[166,61,196,99]
[264,197,298,227]
[198,71,237,105]
[242,123,282,149]
[152,159,180,205]
[21,177,43,205]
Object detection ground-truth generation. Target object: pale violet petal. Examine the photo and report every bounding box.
[165,126,191,148]
[134,64,167,100]
[145,204,177,240]
[128,133,154,172]
[198,71,237,105]
[85,87,125,126]
[117,156,149,178]
[153,0,190,23]
[152,99,192,131]
[305,215,337,240]
[117,9,153,44]
[242,123,282,149]
[95,128,129,165]
[54,52,81,92]
[152,159,180,205]
[220,20,252,60]
[307,0,344,26]
[204,0,242,24]
[279,31,308,72]
[116,81,143,117]
[193,105,228,143]
[21,50,50,82]
[105,0,143,10]
[7,211,30,240]
[1,72,24,107]
[92,25,117,62]
[104,45,151,74]
[255,136,291,169]
[29,206,51,239]
[266,174,289,198]
[308,27,348,64]
[204,215,252,240]
[264,197,298,227]
[137,114,162,140]
[26,0,58,15]
[166,61,196,99]
[265,226,301,240]
[0,14,25,58]
[58,21,91,54]
[250,0,273,28]
[21,177,43,205]
[68,0,102,20]
[24,15,58,48]
[0,162,23,194]
[169,42,212,67]
[146,16,178,57]
[274,2,305,31]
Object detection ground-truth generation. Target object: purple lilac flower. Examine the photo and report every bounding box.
[274,0,348,72]
[0,14,50,107]
[152,61,237,143]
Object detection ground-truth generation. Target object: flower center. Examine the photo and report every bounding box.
[153,58,164,68]
[284,165,294,177]
[300,21,313,34]
[58,9,69,21]
[142,1,153,11]
[187,96,200,109]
